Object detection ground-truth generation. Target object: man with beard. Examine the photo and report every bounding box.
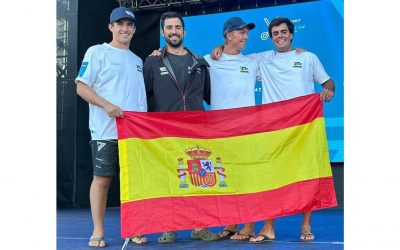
[143,11,218,243]
[144,11,211,112]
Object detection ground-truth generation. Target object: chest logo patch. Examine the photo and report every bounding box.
[293,61,303,68]
[240,66,249,73]
[136,65,143,72]
[159,66,169,75]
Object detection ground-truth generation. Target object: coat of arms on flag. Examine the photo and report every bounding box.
[177,145,227,188]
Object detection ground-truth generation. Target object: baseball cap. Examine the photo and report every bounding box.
[223,17,255,36]
[110,7,136,23]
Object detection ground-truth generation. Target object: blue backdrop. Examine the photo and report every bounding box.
[160,0,343,162]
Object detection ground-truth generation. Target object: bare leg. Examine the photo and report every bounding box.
[249,219,275,242]
[88,175,113,247]
[300,211,314,241]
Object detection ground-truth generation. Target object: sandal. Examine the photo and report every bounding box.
[130,235,148,245]
[230,232,255,241]
[88,236,106,248]
[218,229,237,239]
[191,228,220,241]
[300,232,315,241]
[248,234,275,243]
[158,231,177,243]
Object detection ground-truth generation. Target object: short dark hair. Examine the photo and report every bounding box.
[160,11,185,30]
[268,17,294,38]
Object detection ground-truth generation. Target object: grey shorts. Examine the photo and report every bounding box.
[90,140,119,177]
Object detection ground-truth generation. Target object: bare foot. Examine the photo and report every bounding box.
[218,226,237,239]
[230,229,255,241]
[249,226,275,242]
[88,236,106,247]
[130,235,148,244]
[300,225,315,241]
[300,232,315,241]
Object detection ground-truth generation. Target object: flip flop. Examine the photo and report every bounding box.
[300,232,315,241]
[88,236,106,248]
[130,235,148,245]
[230,232,255,241]
[218,229,237,239]
[158,231,177,243]
[248,234,275,244]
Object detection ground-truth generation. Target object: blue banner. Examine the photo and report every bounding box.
[160,0,343,162]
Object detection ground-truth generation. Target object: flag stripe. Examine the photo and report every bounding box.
[117,94,337,237]
[119,118,331,202]
[120,177,337,237]
[117,94,323,139]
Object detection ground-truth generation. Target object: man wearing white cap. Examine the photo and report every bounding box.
[75,6,148,247]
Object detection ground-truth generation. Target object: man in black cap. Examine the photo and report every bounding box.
[76,6,148,247]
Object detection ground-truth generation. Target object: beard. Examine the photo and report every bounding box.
[165,34,183,48]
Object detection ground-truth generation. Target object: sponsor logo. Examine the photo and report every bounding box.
[240,66,249,73]
[125,10,135,18]
[292,61,303,68]
[260,17,305,41]
[136,65,142,72]
[159,66,169,75]
[97,141,106,152]
[260,18,270,40]
[78,61,89,77]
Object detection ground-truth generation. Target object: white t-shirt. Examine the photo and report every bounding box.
[204,53,260,110]
[253,50,330,104]
[75,43,147,140]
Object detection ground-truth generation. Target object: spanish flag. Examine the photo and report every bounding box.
[117,94,337,237]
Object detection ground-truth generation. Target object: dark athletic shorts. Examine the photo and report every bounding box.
[90,140,119,176]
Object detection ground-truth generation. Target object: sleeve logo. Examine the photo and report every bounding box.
[78,62,89,77]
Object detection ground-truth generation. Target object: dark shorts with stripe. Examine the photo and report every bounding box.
[90,139,119,177]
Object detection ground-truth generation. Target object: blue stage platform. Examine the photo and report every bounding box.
[57,208,343,250]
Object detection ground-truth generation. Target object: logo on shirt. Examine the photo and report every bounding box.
[292,61,303,68]
[136,65,143,72]
[159,67,169,75]
[240,66,249,73]
[78,61,89,77]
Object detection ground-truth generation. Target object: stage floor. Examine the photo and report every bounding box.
[57,208,343,250]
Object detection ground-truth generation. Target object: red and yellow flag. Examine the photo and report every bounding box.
[116,94,337,237]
